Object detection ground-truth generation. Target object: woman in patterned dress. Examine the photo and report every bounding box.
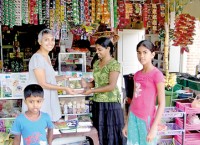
[82,37,126,145]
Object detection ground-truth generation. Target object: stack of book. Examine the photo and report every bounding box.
[77,115,92,132]
[55,114,93,133]
[55,119,78,133]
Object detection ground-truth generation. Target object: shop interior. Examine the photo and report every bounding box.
[0,0,200,144]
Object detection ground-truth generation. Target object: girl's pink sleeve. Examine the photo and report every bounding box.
[154,71,165,84]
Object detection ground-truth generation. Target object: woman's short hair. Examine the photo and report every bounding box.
[38,28,54,42]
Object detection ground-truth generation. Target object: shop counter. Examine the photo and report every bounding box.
[53,127,99,145]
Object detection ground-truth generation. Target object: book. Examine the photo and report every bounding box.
[55,119,78,133]
[0,73,28,98]
[78,115,92,127]
[56,120,78,133]
[0,74,13,98]
[12,72,28,98]
[76,126,91,132]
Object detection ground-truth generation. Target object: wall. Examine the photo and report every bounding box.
[182,0,200,20]
[181,0,200,75]
[186,21,200,75]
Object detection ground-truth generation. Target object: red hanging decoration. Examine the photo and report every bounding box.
[173,14,195,53]
[142,4,148,28]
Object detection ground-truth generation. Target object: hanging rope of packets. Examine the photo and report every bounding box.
[117,1,126,29]
[66,1,73,23]
[14,0,22,26]
[147,4,152,33]
[38,0,43,25]
[49,0,55,29]
[2,0,9,25]
[157,3,165,29]
[91,0,95,23]
[0,0,2,23]
[60,0,65,23]
[152,4,157,33]
[80,0,85,24]
[142,3,148,28]
[10,0,15,27]
[84,0,90,25]
[101,0,110,25]
[113,0,117,28]
[173,14,195,53]
[29,0,38,25]
[72,0,80,25]
[55,0,61,26]
[45,0,50,26]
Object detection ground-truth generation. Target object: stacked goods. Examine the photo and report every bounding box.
[142,3,148,28]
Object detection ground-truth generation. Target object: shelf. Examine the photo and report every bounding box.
[62,113,91,116]
[0,117,16,120]
[158,123,184,136]
[0,97,23,100]
[176,133,200,145]
[58,94,92,98]
[176,102,200,114]
[2,45,13,49]
[59,53,86,72]
[162,107,185,118]
[176,117,200,131]
[157,138,181,145]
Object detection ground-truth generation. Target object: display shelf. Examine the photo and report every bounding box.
[176,118,200,131]
[158,123,184,136]
[55,52,97,144]
[176,133,200,145]
[157,138,181,145]
[176,102,200,114]
[160,107,185,144]
[163,107,185,118]
[53,127,99,145]
[176,100,200,145]
[58,52,86,73]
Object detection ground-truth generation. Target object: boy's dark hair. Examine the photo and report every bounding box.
[24,84,44,99]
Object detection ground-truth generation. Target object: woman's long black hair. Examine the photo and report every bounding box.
[95,37,115,56]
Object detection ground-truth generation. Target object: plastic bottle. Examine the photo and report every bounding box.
[64,103,68,114]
